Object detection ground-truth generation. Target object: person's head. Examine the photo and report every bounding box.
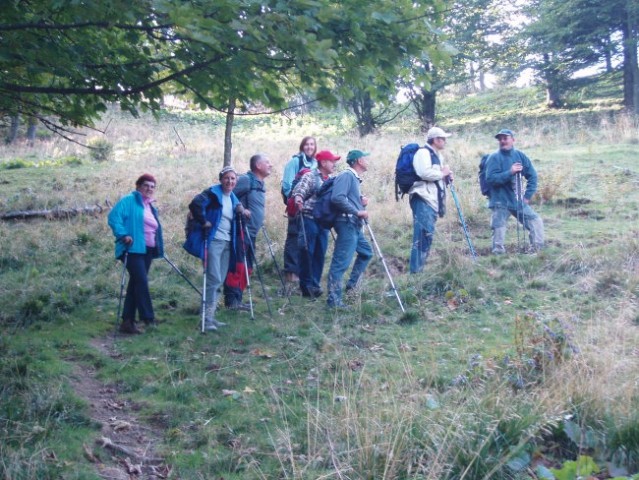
[135,173,156,199]
[299,136,317,159]
[250,153,272,180]
[218,166,238,194]
[346,149,370,173]
[315,150,341,175]
[426,126,451,151]
[494,129,515,151]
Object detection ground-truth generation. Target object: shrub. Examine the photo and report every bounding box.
[87,137,113,162]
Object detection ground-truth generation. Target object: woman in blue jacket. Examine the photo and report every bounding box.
[186,166,249,332]
[108,173,164,334]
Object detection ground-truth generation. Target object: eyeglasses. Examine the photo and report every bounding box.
[141,183,156,189]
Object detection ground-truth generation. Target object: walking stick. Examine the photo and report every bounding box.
[238,216,255,320]
[201,234,209,333]
[261,227,287,293]
[114,248,129,337]
[364,221,405,313]
[163,255,202,296]
[515,172,527,252]
[448,184,477,262]
[243,224,274,318]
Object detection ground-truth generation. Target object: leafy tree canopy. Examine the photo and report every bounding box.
[0,0,448,134]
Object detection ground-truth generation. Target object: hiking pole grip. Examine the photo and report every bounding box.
[364,221,406,313]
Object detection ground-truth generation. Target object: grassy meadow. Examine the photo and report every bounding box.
[1,87,639,479]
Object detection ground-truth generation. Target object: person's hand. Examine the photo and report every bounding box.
[203,221,212,230]
[243,209,252,219]
[441,166,451,178]
[361,196,369,207]
[295,196,303,209]
[123,236,133,245]
[511,163,523,175]
[357,210,369,220]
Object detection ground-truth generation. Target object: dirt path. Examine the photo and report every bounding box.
[67,336,171,480]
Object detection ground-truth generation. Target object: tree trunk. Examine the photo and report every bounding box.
[26,117,37,145]
[622,7,639,114]
[416,88,436,131]
[7,114,19,144]
[223,96,236,167]
[350,91,377,137]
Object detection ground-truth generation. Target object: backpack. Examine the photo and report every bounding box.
[478,154,491,197]
[394,143,424,200]
[285,167,311,217]
[312,175,338,229]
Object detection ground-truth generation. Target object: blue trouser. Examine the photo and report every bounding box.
[298,215,329,294]
[409,195,438,274]
[327,218,373,307]
[224,235,255,307]
[122,248,156,322]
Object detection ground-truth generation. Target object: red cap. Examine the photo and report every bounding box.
[315,150,341,162]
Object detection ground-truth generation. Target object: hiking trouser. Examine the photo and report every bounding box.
[327,218,373,307]
[283,216,300,276]
[223,234,255,307]
[298,217,329,294]
[490,205,544,253]
[409,195,438,274]
[205,238,231,321]
[122,247,156,322]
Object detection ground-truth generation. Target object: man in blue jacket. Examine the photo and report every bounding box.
[485,129,544,254]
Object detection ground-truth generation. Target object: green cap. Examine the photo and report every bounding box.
[346,149,370,165]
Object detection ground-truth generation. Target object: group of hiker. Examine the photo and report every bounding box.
[108,128,545,334]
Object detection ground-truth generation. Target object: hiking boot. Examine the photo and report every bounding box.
[143,318,158,326]
[203,321,218,332]
[301,287,323,298]
[228,302,251,312]
[119,319,142,334]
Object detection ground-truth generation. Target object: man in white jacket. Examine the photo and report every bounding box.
[408,127,453,273]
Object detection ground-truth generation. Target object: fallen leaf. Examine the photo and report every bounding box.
[243,386,255,394]
[222,389,238,396]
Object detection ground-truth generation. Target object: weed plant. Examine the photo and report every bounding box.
[1,86,639,478]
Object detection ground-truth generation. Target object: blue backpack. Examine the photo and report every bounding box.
[394,143,424,200]
[311,176,338,229]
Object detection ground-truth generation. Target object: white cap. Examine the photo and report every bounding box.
[427,127,452,140]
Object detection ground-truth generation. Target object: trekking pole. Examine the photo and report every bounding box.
[515,172,525,252]
[163,255,202,296]
[114,247,129,337]
[261,227,287,293]
[364,221,405,313]
[201,233,209,333]
[243,223,274,318]
[448,184,477,262]
[238,216,255,320]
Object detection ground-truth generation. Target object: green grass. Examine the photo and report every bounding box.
[1,81,639,478]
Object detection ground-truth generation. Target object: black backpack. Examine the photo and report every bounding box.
[394,143,424,200]
[312,176,338,229]
[478,154,491,197]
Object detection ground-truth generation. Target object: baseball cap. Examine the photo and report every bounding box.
[426,127,452,140]
[495,129,515,139]
[346,149,370,165]
[315,150,341,162]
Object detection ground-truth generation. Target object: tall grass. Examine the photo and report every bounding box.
[1,90,639,478]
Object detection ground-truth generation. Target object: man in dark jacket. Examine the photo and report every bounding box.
[224,153,272,310]
[485,129,544,254]
[326,150,373,309]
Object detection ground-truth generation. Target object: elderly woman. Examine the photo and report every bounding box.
[185,166,249,332]
[108,173,164,334]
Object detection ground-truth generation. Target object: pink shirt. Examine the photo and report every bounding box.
[143,199,158,247]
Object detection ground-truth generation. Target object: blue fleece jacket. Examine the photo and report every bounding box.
[108,190,164,259]
[485,148,538,210]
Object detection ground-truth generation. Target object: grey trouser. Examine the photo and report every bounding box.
[491,206,544,253]
[205,238,231,321]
